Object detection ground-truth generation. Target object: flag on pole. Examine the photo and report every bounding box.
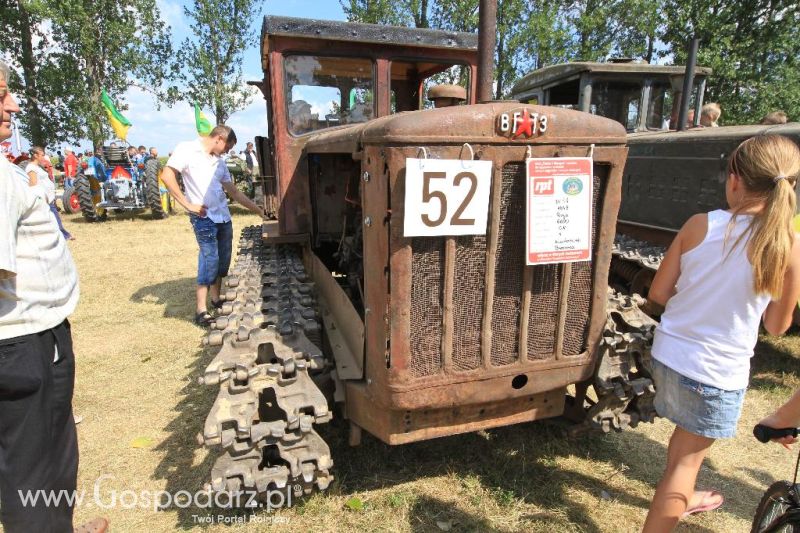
[100,89,132,141]
[194,102,212,136]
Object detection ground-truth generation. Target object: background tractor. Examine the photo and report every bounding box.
[73,145,172,221]
[509,59,800,298]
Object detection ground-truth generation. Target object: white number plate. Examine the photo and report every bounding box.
[403,158,493,237]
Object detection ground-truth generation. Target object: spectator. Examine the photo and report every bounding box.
[149,146,158,159]
[159,125,267,326]
[700,103,721,127]
[0,57,106,533]
[244,141,258,176]
[55,149,64,170]
[761,111,788,125]
[63,148,78,188]
[26,146,74,241]
[88,148,107,180]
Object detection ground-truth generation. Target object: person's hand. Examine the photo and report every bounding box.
[255,205,267,221]
[758,412,800,449]
[186,203,207,217]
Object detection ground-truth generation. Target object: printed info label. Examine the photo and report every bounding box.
[526,157,593,265]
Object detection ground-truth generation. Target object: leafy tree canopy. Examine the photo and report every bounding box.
[172,0,263,125]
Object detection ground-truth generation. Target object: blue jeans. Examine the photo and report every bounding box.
[189,215,233,286]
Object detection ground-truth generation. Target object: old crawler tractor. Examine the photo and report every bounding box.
[197,15,658,500]
[509,60,800,297]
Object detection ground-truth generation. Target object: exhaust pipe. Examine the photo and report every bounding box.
[677,36,699,131]
[477,0,497,103]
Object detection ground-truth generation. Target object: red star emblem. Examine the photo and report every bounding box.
[513,109,534,138]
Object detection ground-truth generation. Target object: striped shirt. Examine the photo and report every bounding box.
[0,157,79,339]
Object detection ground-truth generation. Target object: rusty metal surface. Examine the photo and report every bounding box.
[262,29,479,237]
[477,0,497,102]
[344,137,628,425]
[304,249,364,379]
[569,289,658,434]
[262,16,478,51]
[200,227,334,499]
[360,103,626,145]
[621,123,800,234]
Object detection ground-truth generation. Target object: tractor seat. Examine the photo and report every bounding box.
[104,146,130,166]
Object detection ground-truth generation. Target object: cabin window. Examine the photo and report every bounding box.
[590,81,642,130]
[284,55,375,135]
[389,61,470,113]
[647,83,673,129]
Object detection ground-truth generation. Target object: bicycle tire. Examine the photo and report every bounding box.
[752,480,800,533]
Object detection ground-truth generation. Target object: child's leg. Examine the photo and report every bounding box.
[643,426,715,532]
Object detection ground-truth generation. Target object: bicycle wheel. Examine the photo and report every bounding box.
[752,481,800,532]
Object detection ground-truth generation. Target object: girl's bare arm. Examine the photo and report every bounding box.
[763,238,800,335]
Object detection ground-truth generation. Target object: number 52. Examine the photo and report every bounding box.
[421,171,478,227]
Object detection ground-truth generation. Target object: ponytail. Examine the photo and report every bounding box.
[728,135,800,297]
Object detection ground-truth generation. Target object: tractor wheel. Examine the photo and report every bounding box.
[74,174,106,222]
[62,186,80,214]
[145,159,170,219]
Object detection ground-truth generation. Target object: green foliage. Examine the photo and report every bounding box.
[173,0,263,125]
[661,0,800,125]
[345,0,799,123]
[0,0,172,149]
[340,0,428,27]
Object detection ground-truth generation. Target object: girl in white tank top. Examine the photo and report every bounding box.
[643,135,800,531]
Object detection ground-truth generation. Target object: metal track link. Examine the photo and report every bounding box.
[199,226,333,501]
[570,289,658,436]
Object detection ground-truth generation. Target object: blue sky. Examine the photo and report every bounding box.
[14,1,347,155]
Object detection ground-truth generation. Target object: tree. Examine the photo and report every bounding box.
[661,0,800,124]
[7,0,173,150]
[0,0,82,147]
[174,0,263,125]
[340,0,427,26]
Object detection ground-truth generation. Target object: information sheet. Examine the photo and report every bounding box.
[525,157,593,265]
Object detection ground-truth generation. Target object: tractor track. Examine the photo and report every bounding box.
[199,226,333,501]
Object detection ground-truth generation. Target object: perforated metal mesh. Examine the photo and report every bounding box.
[527,264,561,359]
[562,168,607,356]
[452,235,487,371]
[409,237,444,376]
[490,163,526,366]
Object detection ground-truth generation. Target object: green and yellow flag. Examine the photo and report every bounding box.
[194,102,212,136]
[101,89,132,141]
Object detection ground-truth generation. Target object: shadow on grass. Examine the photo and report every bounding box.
[151,344,224,530]
[148,371,761,532]
[751,334,800,392]
[320,420,729,532]
[130,277,198,324]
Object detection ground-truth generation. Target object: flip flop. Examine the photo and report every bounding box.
[682,490,724,518]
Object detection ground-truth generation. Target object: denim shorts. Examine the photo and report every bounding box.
[189,214,233,286]
[652,358,746,439]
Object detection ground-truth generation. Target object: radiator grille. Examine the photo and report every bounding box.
[562,169,606,356]
[452,235,487,371]
[405,159,607,376]
[409,237,444,377]
[490,163,526,366]
[527,264,561,359]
